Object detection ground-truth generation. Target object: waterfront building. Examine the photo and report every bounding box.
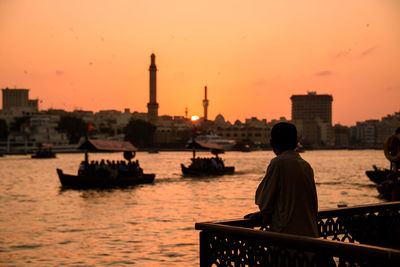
[153,115,192,146]
[147,54,159,123]
[291,92,334,147]
[376,112,400,145]
[131,111,149,122]
[347,112,399,148]
[291,91,333,125]
[29,113,68,145]
[333,124,350,148]
[0,88,38,123]
[213,116,269,146]
[354,120,380,147]
[269,117,290,126]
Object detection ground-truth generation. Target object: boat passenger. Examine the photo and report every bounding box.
[211,158,219,170]
[94,161,99,170]
[78,161,87,175]
[118,161,128,175]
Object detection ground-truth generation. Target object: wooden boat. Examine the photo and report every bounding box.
[148,148,159,154]
[366,165,391,184]
[57,169,155,189]
[181,139,235,176]
[181,164,234,176]
[57,139,155,189]
[31,143,56,158]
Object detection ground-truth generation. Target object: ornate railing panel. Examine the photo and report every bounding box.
[196,202,400,267]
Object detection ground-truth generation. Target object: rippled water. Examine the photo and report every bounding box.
[0,150,389,266]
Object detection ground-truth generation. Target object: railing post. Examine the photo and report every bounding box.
[199,231,208,267]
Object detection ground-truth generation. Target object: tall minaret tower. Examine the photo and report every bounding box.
[202,86,209,121]
[147,53,159,123]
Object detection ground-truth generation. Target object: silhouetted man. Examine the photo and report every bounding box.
[245,122,319,237]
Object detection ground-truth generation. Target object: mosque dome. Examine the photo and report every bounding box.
[234,120,243,126]
[215,114,225,124]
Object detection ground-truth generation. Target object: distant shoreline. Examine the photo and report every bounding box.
[0,146,384,155]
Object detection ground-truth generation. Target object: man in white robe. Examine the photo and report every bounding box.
[246,122,319,237]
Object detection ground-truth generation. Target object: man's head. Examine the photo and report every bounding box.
[270,122,298,154]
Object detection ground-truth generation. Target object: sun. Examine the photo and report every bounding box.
[191,115,199,121]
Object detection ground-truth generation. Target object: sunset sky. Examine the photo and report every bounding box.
[0,0,399,126]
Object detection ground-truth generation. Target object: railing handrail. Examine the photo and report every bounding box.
[317,201,400,217]
[195,222,400,262]
[198,201,400,227]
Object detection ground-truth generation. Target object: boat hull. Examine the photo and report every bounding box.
[366,169,390,184]
[181,164,234,176]
[377,180,393,201]
[32,153,56,159]
[57,168,155,189]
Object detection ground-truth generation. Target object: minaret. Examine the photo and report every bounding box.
[147,53,159,123]
[202,86,209,121]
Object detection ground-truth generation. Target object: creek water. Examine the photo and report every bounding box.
[0,150,388,266]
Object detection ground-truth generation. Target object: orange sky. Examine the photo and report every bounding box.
[0,0,399,126]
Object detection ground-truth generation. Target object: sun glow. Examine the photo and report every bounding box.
[191,115,199,121]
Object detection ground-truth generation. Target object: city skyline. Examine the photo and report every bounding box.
[0,0,399,126]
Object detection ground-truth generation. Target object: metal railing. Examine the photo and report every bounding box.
[195,202,400,266]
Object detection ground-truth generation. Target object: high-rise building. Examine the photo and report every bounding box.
[202,86,209,121]
[291,92,334,146]
[147,54,159,123]
[291,92,333,125]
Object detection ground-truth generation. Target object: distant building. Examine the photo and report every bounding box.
[213,116,269,146]
[147,54,159,123]
[377,112,400,145]
[153,115,192,146]
[353,120,380,147]
[1,88,38,121]
[291,92,334,147]
[29,113,68,145]
[291,92,333,125]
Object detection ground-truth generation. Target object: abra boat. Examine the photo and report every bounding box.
[366,165,391,184]
[31,143,56,158]
[57,139,155,189]
[181,139,235,176]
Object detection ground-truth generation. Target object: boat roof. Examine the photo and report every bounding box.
[186,140,224,153]
[78,139,138,152]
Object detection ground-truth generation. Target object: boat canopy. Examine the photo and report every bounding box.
[78,139,138,152]
[186,140,224,154]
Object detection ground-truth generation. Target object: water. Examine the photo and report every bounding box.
[0,150,389,266]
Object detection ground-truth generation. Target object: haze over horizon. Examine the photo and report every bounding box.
[1,0,399,126]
